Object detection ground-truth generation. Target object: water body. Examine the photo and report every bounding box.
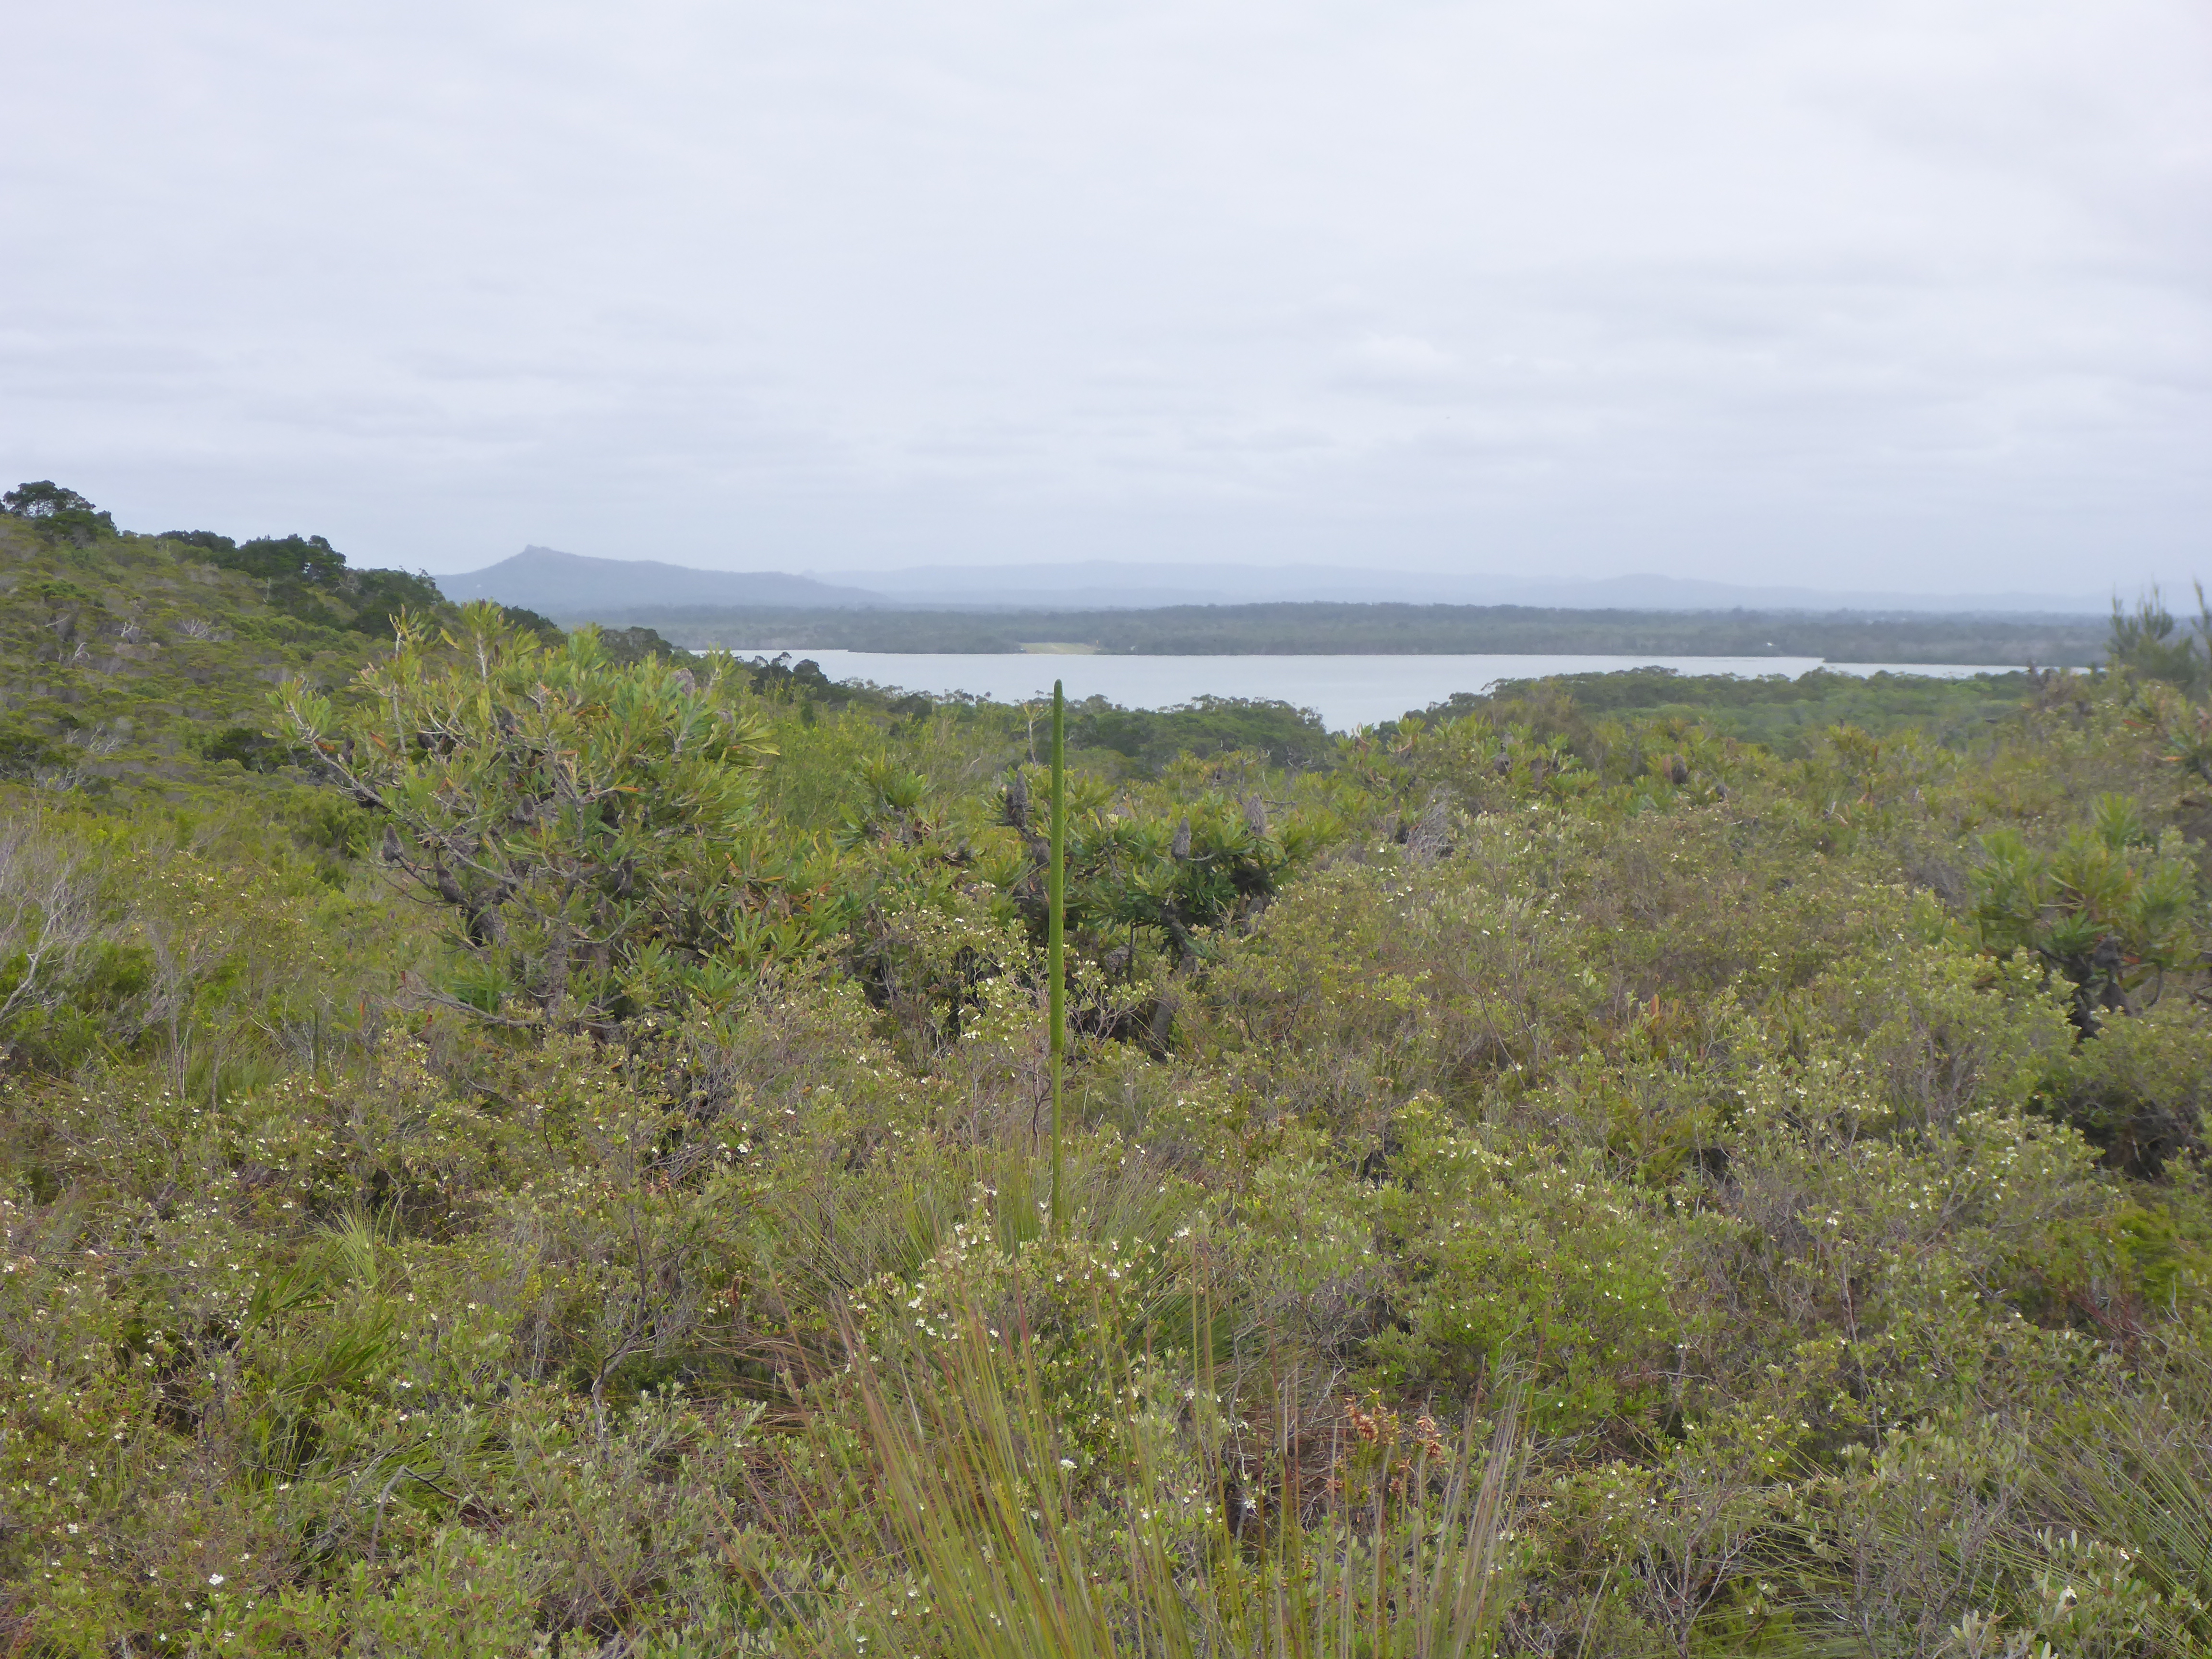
[729,650,2020,731]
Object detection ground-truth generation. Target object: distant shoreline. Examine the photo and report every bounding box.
[554,599,2107,667]
[692,650,2038,731]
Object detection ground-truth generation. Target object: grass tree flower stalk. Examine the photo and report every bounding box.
[1050,678,1068,1235]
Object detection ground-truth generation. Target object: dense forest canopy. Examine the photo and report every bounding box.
[3,487,2212,1656]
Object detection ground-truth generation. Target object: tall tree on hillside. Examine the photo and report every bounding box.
[4,481,116,543]
[3,481,98,518]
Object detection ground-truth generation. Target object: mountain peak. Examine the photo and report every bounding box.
[439,548,882,613]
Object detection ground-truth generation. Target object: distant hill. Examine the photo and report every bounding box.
[438,548,2108,617]
[848,561,2109,615]
[441,547,883,613]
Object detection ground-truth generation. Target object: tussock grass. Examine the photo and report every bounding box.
[751,1298,1524,1659]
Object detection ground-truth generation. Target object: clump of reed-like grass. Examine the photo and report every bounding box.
[2017,1339,2212,1654]
[749,1297,1522,1659]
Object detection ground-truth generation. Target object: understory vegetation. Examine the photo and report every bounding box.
[5,497,2212,1656]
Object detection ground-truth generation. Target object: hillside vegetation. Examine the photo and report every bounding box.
[1397,669,2055,760]
[4,492,2212,1657]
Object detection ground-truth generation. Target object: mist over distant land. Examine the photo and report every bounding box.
[447,547,2109,620]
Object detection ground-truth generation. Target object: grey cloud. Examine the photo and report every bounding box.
[0,0,2205,590]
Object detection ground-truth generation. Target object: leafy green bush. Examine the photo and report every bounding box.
[1973,793,2198,1034]
[276,603,781,1025]
[1372,1137,1687,1435]
[0,717,67,780]
[2042,1002,2212,1178]
[1066,692,1331,771]
[2110,584,2212,694]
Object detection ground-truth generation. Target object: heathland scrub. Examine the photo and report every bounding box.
[5,498,2212,1655]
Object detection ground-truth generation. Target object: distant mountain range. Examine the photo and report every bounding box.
[439,548,880,611]
[442,546,2108,620]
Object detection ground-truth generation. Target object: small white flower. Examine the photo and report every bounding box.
[1059,1458,1076,1470]
[207,1573,225,1586]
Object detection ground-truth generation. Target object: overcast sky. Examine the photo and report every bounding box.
[3,0,2206,591]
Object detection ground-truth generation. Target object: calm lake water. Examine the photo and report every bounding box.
[730,650,2020,731]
